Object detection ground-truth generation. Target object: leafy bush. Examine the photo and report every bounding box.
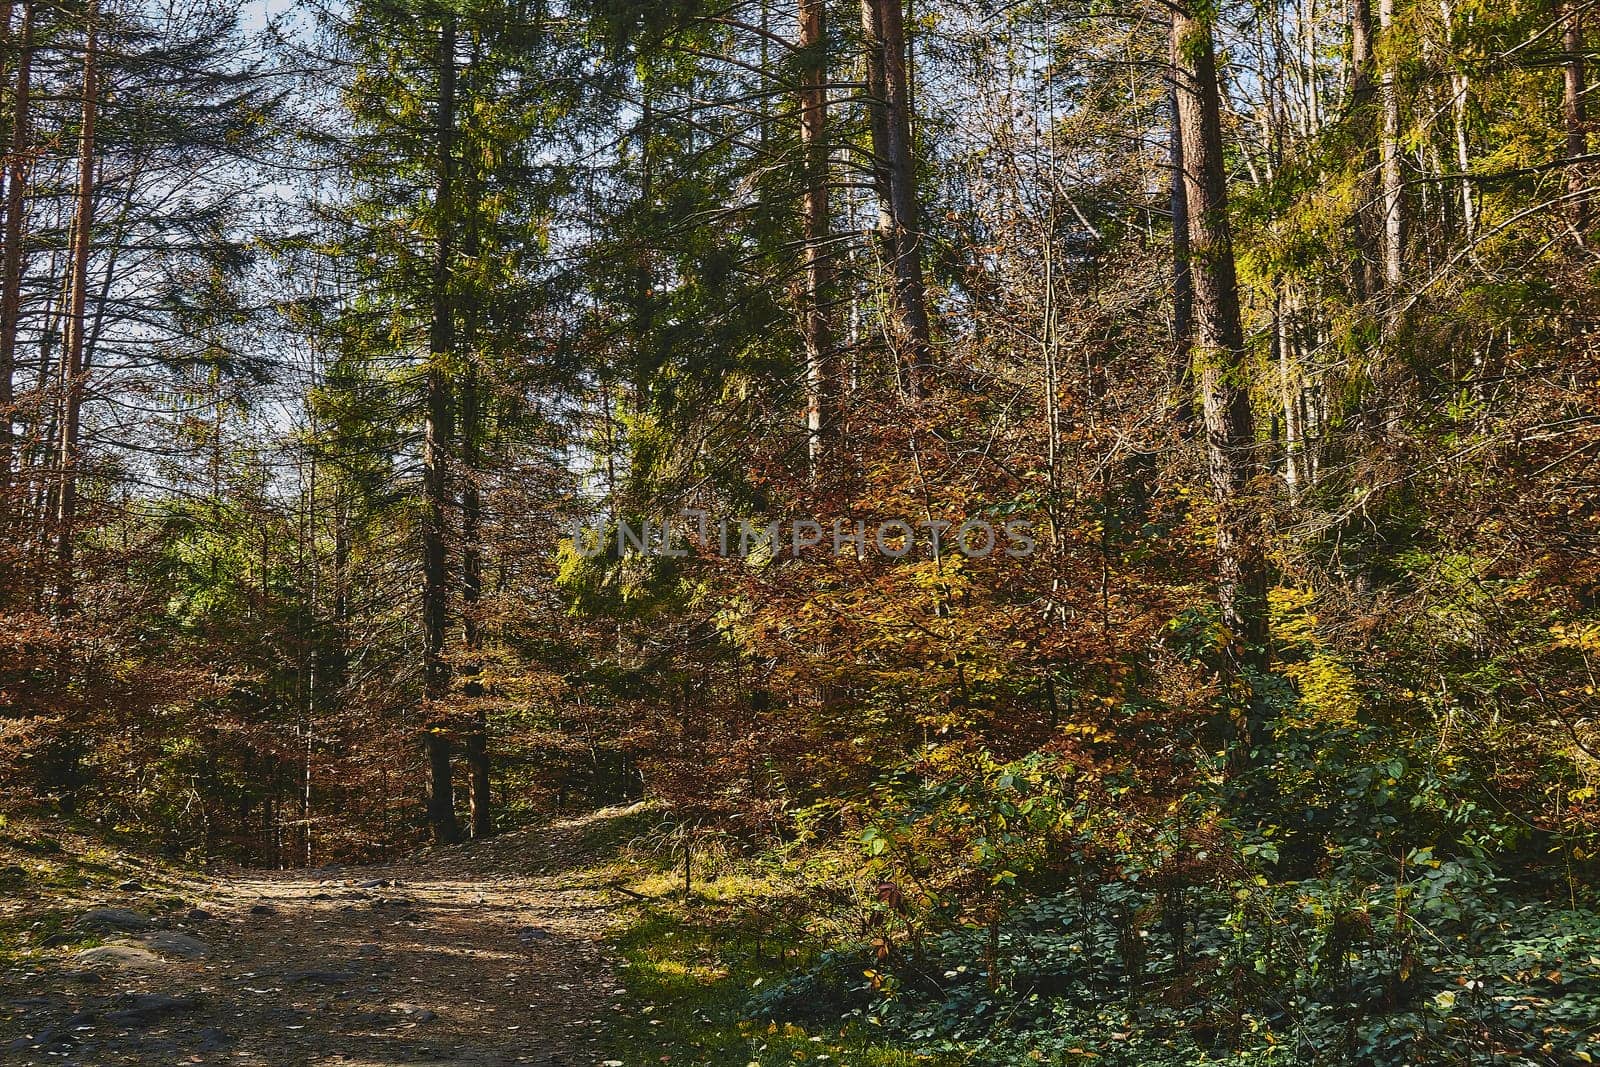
[749,734,1600,1067]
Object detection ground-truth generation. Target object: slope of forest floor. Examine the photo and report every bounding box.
[602,853,943,1067]
[0,805,941,1067]
[0,807,653,1065]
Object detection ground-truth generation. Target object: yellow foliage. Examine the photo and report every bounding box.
[1283,652,1362,728]
[1272,587,1361,726]
[1551,623,1600,656]
[1270,586,1320,649]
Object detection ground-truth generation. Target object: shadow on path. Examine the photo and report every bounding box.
[3,806,644,1066]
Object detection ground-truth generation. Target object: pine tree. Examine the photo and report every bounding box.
[316,0,589,842]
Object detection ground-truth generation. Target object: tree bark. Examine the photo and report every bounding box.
[1276,291,1305,499]
[1378,0,1405,288]
[1169,83,1196,432]
[1350,0,1375,109]
[860,0,931,396]
[461,420,490,839]
[0,0,33,510]
[1171,0,1270,756]
[55,1,97,617]
[1563,0,1588,232]
[0,0,11,266]
[1436,0,1474,238]
[460,157,490,840]
[1347,0,1380,298]
[799,0,835,472]
[423,16,460,846]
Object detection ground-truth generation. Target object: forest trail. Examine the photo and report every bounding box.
[3,807,642,1066]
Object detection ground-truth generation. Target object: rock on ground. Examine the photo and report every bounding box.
[76,908,153,934]
[73,943,166,971]
[137,931,211,959]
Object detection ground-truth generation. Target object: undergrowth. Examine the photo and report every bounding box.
[603,732,1600,1067]
[605,845,947,1067]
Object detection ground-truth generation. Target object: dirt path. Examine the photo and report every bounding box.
[3,808,638,1066]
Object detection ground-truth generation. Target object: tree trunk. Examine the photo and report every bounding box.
[461,189,490,842]
[1277,291,1305,500]
[0,2,11,201]
[799,0,835,472]
[1171,0,1270,758]
[55,1,98,617]
[24,279,58,603]
[1563,0,1588,232]
[1306,0,1322,131]
[1350,0,1375,109]
[1378,0,1404,288]
[1348,0,1379,298]
[1437,0,1474,238]
[462,498,490,840]
[860,0,931,396]
[1448,70,1474,236]
[0,0,33,514]
[423,16,460,846]
[1169,83,1196,431]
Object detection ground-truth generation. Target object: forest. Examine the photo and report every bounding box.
[2,0,1599,1063]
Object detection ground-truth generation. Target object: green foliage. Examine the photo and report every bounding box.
[609,899,944,1066]
[745,733,1600,1066]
